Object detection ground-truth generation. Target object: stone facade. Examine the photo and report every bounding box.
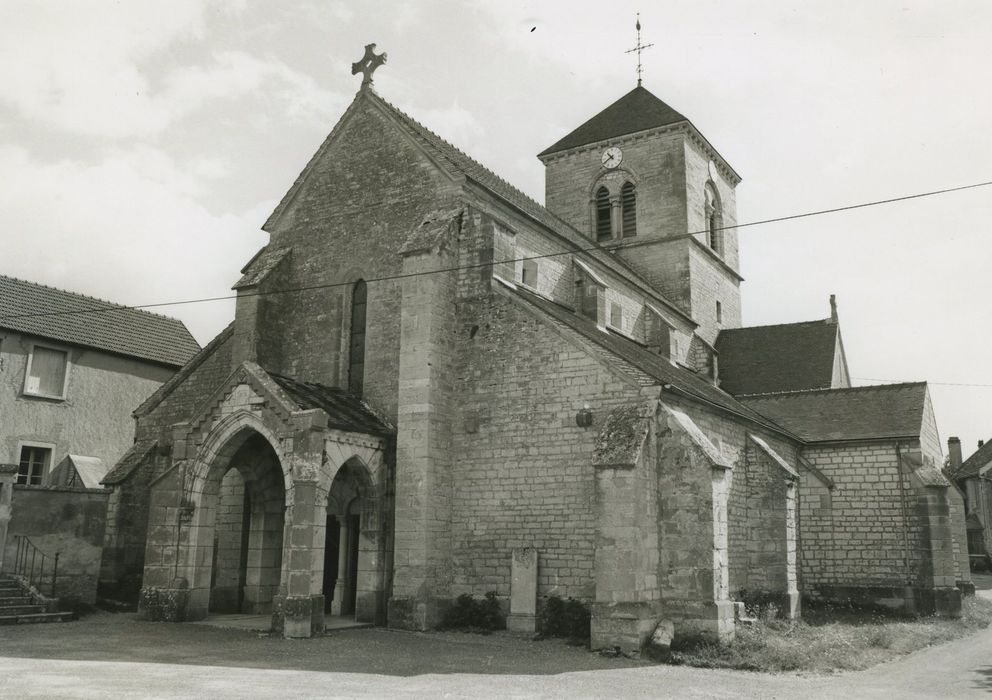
[99,74,970,655]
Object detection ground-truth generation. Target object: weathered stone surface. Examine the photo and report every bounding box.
[506,547,538,633]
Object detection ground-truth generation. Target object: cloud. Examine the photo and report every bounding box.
[0,2,342,139]
[0,145,269,343]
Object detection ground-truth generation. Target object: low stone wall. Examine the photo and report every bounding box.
[3,485,109,606]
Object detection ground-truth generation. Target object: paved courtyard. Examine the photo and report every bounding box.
[1,579,990,699]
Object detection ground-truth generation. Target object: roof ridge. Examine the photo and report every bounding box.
[720,318,835,333]
[739,381,927,399]
[0,273,189,325]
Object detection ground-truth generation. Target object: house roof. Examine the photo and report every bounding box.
[740,383,928,443]
[954,439,992,480]
[0,275,199,367]
[264,88,692,326]
[715,319,840,396]
[538,86,689,157]
[62,455,109,489]
[268,373,395,437]
[507,285,796,438]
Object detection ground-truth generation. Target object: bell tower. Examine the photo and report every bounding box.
[537,85,743,344]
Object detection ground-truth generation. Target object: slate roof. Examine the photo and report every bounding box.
[507,285,795,438]
[101,441,156,486]
[264,88,691,325]
[538,86,689,157]
[740,383,928,443]
[233,247,291,290]
[954,439,992,480]
[715,319,840,396]
[269,373,394,437]
[0,275,199,367]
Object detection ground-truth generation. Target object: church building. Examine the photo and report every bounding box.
[99,45,971,654]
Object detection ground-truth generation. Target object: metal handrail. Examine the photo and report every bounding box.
[5,535,59,598]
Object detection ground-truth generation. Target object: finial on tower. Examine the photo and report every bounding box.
[352,43,387,87]
[625,13,654,87]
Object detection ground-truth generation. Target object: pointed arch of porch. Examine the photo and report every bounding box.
[179,410,291,620]
[317,434,390,624]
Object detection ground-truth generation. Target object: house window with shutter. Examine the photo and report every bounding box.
[23,344,69,399]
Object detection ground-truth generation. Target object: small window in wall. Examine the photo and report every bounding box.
[610,302,623,330]
[18,445,51,485]
[716,301,723,324]
[24,345,68,399]
[620,182,636,237]
[348,280,367,397]
[521,259,538,289]
[595,186,611,241]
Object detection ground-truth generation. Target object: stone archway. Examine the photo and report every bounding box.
[324,457,375,618]
[181,420,289,621]
[207,434,287,615]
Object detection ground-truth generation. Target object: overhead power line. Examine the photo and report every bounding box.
[2,178,991,323]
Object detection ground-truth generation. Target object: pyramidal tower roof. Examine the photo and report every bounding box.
[538,85,689,158]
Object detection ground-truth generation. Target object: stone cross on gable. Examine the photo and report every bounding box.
[352,43,387,87]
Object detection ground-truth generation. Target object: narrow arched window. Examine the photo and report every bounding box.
[620,182,636,237]
[595,186,611,241]
[348,280,367,396]
[705,182,723,255]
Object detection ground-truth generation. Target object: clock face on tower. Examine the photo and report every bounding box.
[601,146,623,169]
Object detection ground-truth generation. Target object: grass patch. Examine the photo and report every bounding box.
[669,595,992,673]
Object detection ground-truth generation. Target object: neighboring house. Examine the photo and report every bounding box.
[0,275,200,483]
[948,437,992,569]
[98,53,970,654]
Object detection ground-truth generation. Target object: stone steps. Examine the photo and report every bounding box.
[0,611,75,625]
[0,576,73,625]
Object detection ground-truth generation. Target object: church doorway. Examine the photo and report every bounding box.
[200,432,285,615]
[324,458,370,618]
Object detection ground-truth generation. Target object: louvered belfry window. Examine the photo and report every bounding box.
[595,186,611,240]
[621,182,636,237]
[349,280,367,396]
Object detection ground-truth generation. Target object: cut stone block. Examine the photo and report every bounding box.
[506,547,537,633]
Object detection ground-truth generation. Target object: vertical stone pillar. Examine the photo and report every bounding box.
[389,227,457,630]
[507,548,538,633]
[0,464,17,572]
[330,517,348,616]
[591,401,662,654]
[279,479,326,638]
[656,405,736,643]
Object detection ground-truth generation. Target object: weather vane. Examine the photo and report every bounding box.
[624,14,653,87]
[352,43,387,87]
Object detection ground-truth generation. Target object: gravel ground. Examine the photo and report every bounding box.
[1,581,990,699]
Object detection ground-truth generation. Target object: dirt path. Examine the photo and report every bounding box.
[1,589,989,699]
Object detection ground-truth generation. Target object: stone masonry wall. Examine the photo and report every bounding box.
[6,485,108,605]
[800,442,912,588]
[449,294,642,601]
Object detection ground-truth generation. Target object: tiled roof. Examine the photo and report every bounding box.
[264,89,690,325]
[268,373,394,437]
[538,86,688,157]
[507,285,795,438]
[954,439,992,480]
[715,319,840,396]
[740,383,928,443]
[0,275,199,367]
[233,247,291,290]
[101,440,156,486]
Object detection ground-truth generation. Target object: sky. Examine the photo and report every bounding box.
[3,0,992,458]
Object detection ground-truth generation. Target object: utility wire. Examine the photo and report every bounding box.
[2,178,991,323]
